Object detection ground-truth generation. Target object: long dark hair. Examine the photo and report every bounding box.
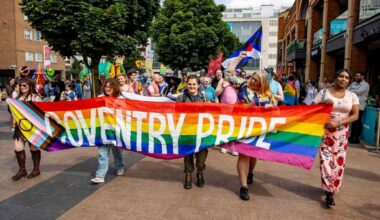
[16,78,36,100]
[102,79,120,97]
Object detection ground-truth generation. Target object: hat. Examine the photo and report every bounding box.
[226,75,244,85]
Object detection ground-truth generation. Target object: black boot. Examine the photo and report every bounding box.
[12,151,27,181]
[325,191,335,208]
[196,170,204,188]
[247,172,254,184]
[240,186,250,201]
[184,173,192,189]
[27,150,41,179]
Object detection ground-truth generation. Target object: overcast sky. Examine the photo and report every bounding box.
[215,0,295,8]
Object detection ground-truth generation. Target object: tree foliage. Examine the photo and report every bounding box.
[21,0,160,67]
[151,0,241,70]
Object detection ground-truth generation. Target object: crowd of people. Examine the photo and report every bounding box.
[3,56,373,208]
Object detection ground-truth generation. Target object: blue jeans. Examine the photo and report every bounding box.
[95,145,125,178]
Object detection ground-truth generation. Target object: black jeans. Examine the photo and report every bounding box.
[350,110,364,140]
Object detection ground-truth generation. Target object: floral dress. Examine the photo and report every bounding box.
[314,89,359,193]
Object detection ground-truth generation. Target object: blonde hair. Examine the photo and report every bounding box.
[251,70,272,97]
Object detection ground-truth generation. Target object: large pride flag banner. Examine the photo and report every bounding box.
[7,97,332,169]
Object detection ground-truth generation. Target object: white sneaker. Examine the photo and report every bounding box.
[116,169,125,176]
[220,148,227,154]
[231,151,239,156]
[91,176,105,184]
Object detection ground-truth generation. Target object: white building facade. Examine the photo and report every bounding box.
[223,4,283,70]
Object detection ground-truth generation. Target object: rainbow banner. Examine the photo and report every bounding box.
[7,97,332,169]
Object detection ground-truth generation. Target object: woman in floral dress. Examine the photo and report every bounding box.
[313,69,359,208]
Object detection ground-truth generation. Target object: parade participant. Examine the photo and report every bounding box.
[283,75,297,105]
[157,74,169,96]
[211,70,223,90]
[269,72,284,102]
[176,70,189,93]
[293,73,301,104]
[237,70,277,201]
[11,78,42,181]
[319,77,331,91]
[91,79,125,184]
[303,80,318,105]
[117,74,129,93]
[146,73,161,97]
[216,75,243,156]
[82,80,92,99]
[176,75,209,189]
[347,72,370,144]
[125,69,143,95]
[75,79,83,99]
[60,83,78,101]
[203,77,218,103]
[313,69,359,208]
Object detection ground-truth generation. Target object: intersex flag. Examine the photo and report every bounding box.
[7,97,331,169]
[222,27,262,69]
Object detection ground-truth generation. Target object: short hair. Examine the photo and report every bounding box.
[335,69,352,79]
[356,72,365,77]
[127,69,137,76]
[186,75,200,85]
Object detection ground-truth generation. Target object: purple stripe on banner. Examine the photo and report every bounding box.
[222,142,315,170]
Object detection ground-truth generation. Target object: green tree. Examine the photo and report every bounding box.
[21,0,160,94]
[151,0,241,71]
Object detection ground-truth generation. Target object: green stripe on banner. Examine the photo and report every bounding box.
[265,131,321,148]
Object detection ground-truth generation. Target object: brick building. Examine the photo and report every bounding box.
[277,0,380,86]
[0,0,65,90]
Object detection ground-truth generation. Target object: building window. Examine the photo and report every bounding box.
[35,53,43,62]
[269,43,277,48]
[23,15,28,21]
[268,54,277,59]
[35,31,42,41]
[24,29,32,40]
[50,55,58,64]
[269,32,277,37]
[270,20,278,26]
[25,52,33,61]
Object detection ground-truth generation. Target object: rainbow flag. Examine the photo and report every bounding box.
[7,97,332,169]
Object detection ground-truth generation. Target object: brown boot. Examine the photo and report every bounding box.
[183,173,192,189]
[12,150,27,181]
[27,150,41,179]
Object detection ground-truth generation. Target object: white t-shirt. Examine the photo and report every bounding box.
[314,89,359,117]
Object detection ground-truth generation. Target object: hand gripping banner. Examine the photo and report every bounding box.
[7,97,332,169]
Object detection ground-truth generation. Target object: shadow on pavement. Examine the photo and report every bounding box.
[345,167,380,182]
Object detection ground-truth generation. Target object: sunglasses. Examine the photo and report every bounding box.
[20,84,29,88]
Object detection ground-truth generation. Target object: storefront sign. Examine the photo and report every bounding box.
[330,19,347,36]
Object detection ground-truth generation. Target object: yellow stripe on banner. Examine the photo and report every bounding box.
[278,122,324,136]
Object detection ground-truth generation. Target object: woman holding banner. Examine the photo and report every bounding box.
[11,78,42,181]
[176,75,209,189]
[237,70,277,201]
[313,69,359,208]
[91,79,126,184]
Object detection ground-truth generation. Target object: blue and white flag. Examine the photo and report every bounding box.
[222,27,262,69]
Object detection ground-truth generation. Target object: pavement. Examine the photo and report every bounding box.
[0,103,379,220]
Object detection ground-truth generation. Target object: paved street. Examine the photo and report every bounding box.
[0,104,379,220]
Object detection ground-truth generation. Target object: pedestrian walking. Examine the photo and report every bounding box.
[11,78,42,181]
[91,79,126,184]
[313,69,359,208]
[176,75,209,189]
[237,70,277,201]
